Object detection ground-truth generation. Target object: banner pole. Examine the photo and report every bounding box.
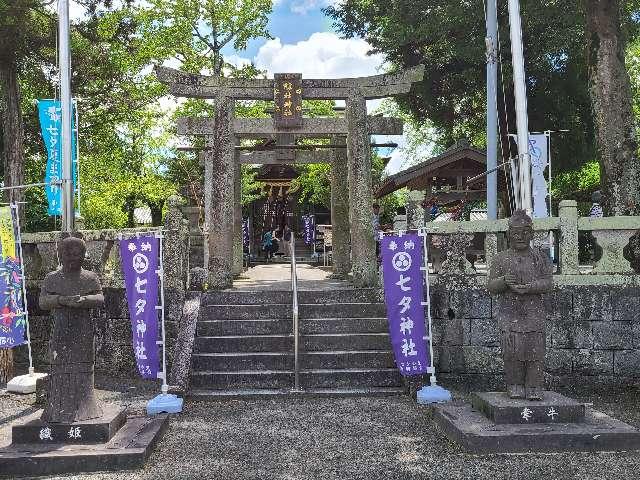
[6,204,48,394]
[12,204,33,373]
[419,229,437,386]
[156,231,168,395]
[417,228,451,404]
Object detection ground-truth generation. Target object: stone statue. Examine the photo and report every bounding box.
[39,235,105,423]
[487,210,553,400]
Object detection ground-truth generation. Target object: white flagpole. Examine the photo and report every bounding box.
[58,0,75,231]
[507,0,532,214]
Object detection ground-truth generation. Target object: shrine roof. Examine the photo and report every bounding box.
[375,140,492,198]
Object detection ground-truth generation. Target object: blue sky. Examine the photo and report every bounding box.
[239,1,335,58]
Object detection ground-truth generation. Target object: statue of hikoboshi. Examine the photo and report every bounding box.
[39,235,105,423]
[487,210,553,400]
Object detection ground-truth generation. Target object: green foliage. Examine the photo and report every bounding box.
[325,0,640,173]
[550,160,600,213]
[137,0,272,75]
[629,37,640,120]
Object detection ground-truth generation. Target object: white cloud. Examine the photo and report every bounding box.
[274,0,340,15]
[255,32,384,80]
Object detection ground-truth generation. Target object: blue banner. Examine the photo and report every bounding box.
[37,100,77,216]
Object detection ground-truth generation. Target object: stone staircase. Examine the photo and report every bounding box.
[189,288,404,398]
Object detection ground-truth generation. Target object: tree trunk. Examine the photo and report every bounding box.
[585,0,640,216]
[148,200,165,226]
[1,61,25,206]
[0,60,24,383]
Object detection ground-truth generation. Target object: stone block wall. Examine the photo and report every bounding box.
[430,283,640,388]
[16,287,183,378]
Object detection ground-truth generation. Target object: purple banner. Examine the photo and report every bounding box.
[302,215,315,245]
[243,218,250,249]
[381,233,429,376]
[120,236,160,379]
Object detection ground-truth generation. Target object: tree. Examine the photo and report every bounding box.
[0,1,56,209]
[138,0,272,76]
[585,0,640,215]
[325,1,639,174]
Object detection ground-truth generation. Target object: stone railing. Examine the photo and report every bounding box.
[16,196,190,377]
[422,200,640,285]
[20,196,190,289]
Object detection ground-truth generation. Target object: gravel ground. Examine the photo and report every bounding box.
[2,378,640,480]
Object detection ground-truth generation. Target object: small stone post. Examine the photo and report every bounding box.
[206,95,235,289]
[330,135,351,278]
[346,93,377,287]
[558,200,579,275]
[406,190,426,229]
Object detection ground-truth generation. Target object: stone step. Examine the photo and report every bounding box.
[190,368,403,390]
[201,288,381,306]
[302,351,396,370]
[301,368,403,389]
[300,303,386,319]
[189,387,405,400]
[301,318,388,335]
[194,332,391,353]
[302,333,392,352]
[197,319,291,336]
[190,370,292,390]
[192,352,293,371]
[201,304,291,320]
[191,350,396,371]
[194,335,292,353]
[200,302,386,321]
[196,317,389,336]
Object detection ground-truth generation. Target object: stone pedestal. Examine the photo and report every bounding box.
[434,391,640,453]
[12,405,126,445]
[471,391,585,424]
[1,407,169,477]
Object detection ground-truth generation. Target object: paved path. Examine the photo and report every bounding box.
[232,264,352,291]
[2,378,640,480]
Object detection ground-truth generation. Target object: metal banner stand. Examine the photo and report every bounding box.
[147,230,182,414]
[6,203,48,393]
[416,227,452,404]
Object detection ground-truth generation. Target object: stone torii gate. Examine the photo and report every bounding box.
[190,120,403,281]
[156,66,424,289]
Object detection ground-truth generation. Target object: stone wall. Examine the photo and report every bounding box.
[430,281,640,389]
[14,195,189,379]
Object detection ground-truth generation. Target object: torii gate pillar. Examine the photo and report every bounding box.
[346,94,377,287]
[206,95,235,289]
[330,136,351,278]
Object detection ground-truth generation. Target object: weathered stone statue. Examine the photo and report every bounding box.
[39,235,105,422]
[487,210,553,400]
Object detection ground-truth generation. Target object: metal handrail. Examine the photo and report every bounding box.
[290,231,301,392]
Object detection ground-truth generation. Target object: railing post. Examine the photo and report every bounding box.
[485,233,498,270]
[290,232,301,392]
[558,200,579,275]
